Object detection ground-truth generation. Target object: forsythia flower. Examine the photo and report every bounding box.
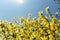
[45,6,49,13]
[0,6,60,40]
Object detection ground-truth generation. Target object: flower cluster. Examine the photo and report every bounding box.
[0,6,60,40]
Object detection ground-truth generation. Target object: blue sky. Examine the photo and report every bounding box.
[0,0,60,22]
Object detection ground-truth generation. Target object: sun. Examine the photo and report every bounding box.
[16,0,24,4]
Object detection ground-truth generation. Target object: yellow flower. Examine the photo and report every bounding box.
[27,13,32,21]
[0,6,60,40]
[56,37,60,40]
[38,11,43,17]
[45,6,49,13]
[16,34,22,40]
[58,33,60,36]
[30,37,33,40]
[2,35,5,40]
[55,12,58,15]
[0,28,2,34]
[50,22,55,31]
[41,36,48,40]
[49,34,55,40]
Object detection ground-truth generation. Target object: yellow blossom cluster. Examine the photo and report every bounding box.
[0,6,60,40]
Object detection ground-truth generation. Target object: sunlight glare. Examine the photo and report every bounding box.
[16,0,24,4]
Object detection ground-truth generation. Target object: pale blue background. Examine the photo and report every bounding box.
[0,0,60,40]
[0,0,60,22]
